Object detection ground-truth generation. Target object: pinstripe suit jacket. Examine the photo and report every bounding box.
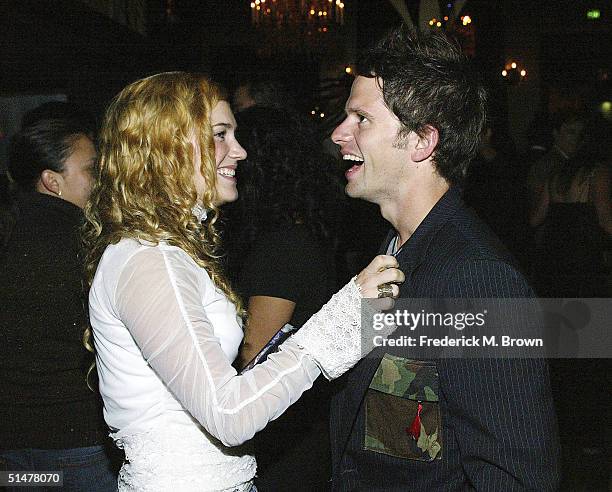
[330,187,560,491]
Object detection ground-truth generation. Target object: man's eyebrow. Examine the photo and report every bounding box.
[346,106,374,119]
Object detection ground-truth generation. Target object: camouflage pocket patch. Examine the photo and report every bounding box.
[364,354,442,461]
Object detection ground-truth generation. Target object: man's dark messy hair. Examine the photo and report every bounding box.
[357,26,487,185]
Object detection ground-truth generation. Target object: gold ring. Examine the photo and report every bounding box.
[377,283,394,298]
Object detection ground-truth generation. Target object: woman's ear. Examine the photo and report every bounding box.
[39,169,63,196]
[411,125,439,162]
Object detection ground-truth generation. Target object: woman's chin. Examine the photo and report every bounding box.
[213,191,239,207]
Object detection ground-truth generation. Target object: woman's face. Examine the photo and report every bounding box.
[210,101,247,205]
[59,134,96,209]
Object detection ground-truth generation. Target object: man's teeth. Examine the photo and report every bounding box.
[217,168,235,177]
[342,154,364,162]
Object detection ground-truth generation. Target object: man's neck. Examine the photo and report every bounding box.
[379,177,449,248]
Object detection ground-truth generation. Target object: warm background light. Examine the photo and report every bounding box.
[252,0,346,26]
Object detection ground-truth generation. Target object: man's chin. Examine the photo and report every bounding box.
[345,183,365,200]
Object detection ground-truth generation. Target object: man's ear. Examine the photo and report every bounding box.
[411,125,439,162]
[39,169,63,196]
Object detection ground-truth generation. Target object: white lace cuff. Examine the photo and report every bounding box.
[292,278,379,380]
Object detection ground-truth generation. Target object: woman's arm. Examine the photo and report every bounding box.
[114,247,400,447]
[239,296,296,369]
[591,165,612,236]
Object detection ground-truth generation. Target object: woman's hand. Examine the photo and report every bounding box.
[355,255,404,300]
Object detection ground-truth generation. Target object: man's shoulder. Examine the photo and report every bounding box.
[404,205,530,297]
[430,205,513,265]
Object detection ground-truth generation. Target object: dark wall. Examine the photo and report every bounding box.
[1,0,155,119]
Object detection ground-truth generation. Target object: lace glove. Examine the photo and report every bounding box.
[292,278,395,379]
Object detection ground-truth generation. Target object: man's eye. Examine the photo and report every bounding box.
[358,114,368,124]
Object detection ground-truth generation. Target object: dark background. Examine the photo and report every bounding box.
[2,0,610,133]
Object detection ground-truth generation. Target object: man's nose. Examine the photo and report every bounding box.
[331,118,351,146]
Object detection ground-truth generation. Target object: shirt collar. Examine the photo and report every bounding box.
[382,186,462,274]
[17,191,83,221]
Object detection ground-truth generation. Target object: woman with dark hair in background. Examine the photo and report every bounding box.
[0,113,118,491]
[529,114,611,297]
[224,106,344,490]
[529,113,611,490]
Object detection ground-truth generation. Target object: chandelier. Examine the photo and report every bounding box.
[250,0,346,28]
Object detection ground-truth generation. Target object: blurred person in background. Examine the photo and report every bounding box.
[527,111,586,221]
[529,114,611,297]
[224,106,343,490]
[0,109,119,491]
[528,113,611,490]
[464,119,530,268]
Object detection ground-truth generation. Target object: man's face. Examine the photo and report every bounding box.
[555,119,584,157]
[331,76,413,205]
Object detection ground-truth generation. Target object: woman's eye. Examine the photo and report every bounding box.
[214,131,226,140]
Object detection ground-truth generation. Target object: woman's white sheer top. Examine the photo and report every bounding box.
[89,238,366,491]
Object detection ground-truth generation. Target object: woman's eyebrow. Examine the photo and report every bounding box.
[212,122,233,129]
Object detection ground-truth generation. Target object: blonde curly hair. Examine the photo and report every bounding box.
[82,72,242,357]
